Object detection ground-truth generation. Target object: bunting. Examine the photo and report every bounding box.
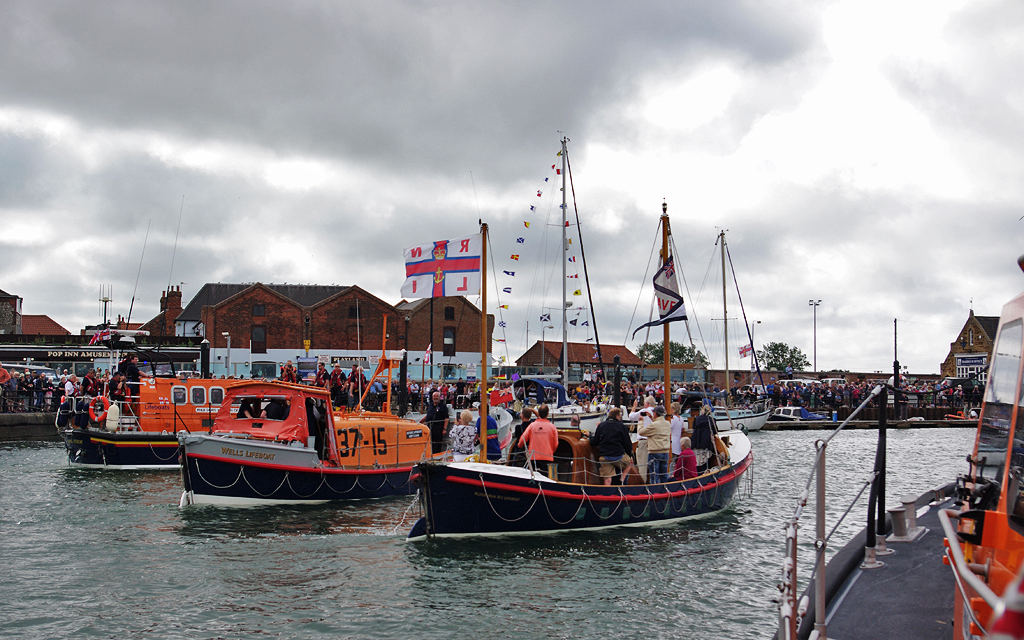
[503,270,515,276]
[510,254,520,261]
[540,313,550,322]
[516,237,525,243]
[573,289,581,296]
[503,287,512,293]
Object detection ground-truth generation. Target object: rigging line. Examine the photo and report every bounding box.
[687,237,722,370]
[668,233,698,353]
[486,233,511,365]
[624,218,664,344]
[724,242,766,390]
[124,219,152,327]
[566,149,604,367]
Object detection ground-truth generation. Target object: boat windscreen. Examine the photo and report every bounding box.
[978,319,1023,482]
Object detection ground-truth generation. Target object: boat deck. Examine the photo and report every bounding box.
[794,490,957,640]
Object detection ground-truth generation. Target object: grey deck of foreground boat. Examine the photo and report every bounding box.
[810,494,956,640]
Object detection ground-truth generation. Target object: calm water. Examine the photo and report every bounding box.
[0,428,975,640]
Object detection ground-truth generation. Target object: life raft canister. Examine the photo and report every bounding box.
[89,396,110,423]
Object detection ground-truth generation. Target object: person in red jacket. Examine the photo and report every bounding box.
[516,404,559,480]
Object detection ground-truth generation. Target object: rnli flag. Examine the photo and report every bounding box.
[739,344,753,358]
[631,253,688,339]
[401,234,481,299]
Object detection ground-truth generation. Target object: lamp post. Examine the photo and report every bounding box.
[808,300,821,373]
[541,325,554,370]
[222,332,231,377]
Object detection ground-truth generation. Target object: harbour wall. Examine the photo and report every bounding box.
[0,413,60,441]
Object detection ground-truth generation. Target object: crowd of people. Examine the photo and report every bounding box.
[0,357,140,413]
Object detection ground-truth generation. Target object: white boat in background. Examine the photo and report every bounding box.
[713,404,771,432]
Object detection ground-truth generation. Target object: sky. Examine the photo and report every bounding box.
[1,0,1022,375]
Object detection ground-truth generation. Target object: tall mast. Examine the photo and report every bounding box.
[720,230,730,406]
[661,203,671,413]
[561,136,569,388]
[479,222,490,462]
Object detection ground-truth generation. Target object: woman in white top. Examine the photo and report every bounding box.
[447,409,479,462]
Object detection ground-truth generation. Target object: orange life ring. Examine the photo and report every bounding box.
[89,396,110,423]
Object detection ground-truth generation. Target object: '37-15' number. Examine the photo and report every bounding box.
[336,427,387,457]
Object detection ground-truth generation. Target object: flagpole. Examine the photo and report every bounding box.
[479,222,490,463]
[661,202,672,415]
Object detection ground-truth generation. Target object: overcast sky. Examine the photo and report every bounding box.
[1,0,1021,375]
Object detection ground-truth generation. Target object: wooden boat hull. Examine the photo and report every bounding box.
[178,433,417,505]
[407,445,752,539]
[60,427,180,470]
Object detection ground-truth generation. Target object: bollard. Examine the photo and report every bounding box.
[902,495,918,531]
[888,507,908,538]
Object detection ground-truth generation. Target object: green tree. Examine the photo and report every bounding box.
[636,341,709,368]
[757,341,811,371]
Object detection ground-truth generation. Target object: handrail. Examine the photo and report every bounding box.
[938,508,1001,630]
[778,384,884,640]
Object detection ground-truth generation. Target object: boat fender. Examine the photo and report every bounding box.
[89,396,110,423]
[73,399,91,428]
[56,401,71,428]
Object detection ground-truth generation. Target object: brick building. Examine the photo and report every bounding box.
[174,283,492,379]
[0,289,23,334]
[940,310,999,380]
[516,340,642,378]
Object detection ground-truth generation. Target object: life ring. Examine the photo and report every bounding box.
[89,396,110,423]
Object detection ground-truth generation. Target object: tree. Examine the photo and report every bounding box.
[636,341,709,368]
[757,342,811,372]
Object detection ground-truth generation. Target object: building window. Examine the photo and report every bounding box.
[443,328,455,356]
[252,326,267,354]
[444,306,455,320]
[253,304,265,317]
[349,305,359,318]
[969,329,974,346]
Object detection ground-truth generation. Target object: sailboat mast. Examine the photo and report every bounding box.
[479,222,490,461]
[561,137,569,388]
[661,203,671,412]
[720,230,730,406]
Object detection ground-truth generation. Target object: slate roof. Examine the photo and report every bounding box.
[21,315,71,335]
[976,315,1000,340]
[177,284,347,322]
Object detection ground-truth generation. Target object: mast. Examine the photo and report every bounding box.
[661,203,671,414]
[720,230,730,406]
[479,222,490,462]
[560,136,569,388]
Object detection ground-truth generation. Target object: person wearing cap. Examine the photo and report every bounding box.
[639,405,672,484]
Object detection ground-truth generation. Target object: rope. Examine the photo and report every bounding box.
[479,473,544,523]
[193,457,243,490]
[538,483,587,525]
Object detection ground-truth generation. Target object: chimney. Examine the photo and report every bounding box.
[166,288,183,313]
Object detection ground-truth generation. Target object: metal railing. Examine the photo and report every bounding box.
[778,384,884,640]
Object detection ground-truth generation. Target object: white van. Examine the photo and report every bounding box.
[820,378,847,387]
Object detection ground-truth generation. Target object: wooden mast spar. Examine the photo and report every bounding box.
[479,222,489,463]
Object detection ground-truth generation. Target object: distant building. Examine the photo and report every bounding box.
[0,288,23,334]
[940,309,999,380]
[175,283,492,379]
[21,315,71,336]
[516,340,642,376]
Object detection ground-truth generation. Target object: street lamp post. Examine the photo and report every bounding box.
[222,332,231,377]
[808,300,821,373]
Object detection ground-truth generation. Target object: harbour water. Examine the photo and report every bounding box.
[1,428,974,639]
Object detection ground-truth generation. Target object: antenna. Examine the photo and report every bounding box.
[98,285,113,326]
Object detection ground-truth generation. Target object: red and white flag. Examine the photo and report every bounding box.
[402,234,481,299]
[423,344,432,365]
[739,344,753,358]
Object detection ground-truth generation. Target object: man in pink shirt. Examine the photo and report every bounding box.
[517,404,559,480]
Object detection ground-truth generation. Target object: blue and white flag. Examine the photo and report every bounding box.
[631,254,688,339]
